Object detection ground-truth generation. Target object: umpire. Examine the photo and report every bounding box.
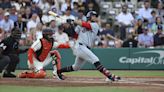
[0,28,28,78]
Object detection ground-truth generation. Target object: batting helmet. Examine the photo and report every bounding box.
[42,28,54,41]
[86,11,98,20]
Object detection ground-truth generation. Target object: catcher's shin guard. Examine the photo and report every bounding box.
[50,50,61,70]
[34,70,46,78]
[18,71,35,78]
[18,70,46,78]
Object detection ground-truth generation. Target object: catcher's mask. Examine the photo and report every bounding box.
[42,28,54,41]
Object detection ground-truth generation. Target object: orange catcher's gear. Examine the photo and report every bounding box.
[18,70,46,78]
[37,39,53,62]
[28,38,53,64]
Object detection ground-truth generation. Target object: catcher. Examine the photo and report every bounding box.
[18,28,62,79]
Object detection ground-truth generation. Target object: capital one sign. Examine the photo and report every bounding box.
[119,50,164,67]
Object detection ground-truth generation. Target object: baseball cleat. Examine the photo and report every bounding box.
[108,74,121,81]
[53,71,65,80]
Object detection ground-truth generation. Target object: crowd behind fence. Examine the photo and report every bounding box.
[0,0,163,48]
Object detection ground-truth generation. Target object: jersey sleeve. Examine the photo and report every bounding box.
[90,23,100,33]
[28,40,41,64]
[30,39,42,51]
[81,22,92,30]
[75,25,81,34]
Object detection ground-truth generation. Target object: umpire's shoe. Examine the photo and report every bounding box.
[3,72,16,78]
[108,74,121,81]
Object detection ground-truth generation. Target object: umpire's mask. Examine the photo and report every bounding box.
[11,28,22,40]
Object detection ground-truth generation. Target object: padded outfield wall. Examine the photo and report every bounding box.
[17,48,164,70]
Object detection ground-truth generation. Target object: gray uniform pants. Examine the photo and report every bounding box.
[72,43,99,71]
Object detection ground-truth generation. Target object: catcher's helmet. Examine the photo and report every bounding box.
[86,11,98,19]
[42,28,54,41]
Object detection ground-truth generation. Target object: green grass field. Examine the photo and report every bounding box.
[1,70,164,92]
[0,85,143,92]
[60,70,164,77]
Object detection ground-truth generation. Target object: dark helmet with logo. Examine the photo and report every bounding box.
[11,28,22,40]
[86,11,98,21]
[42,28,54,41]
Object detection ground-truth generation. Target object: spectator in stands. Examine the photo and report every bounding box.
[14,14,27,32]
[138,27,154,48]
[63,7,76,21]
[154,25,164,47]
[0,12,14,37]
[22,7,32,22]
[122,34,138,48]
[24,0,31,7]
[9,6,18,23]
[115,4,134,40]
[1,0,12,9]
[150,0,159,8]
[99,22,115,37]
[11,0,20,11]
[37,9,43,24]
[0,28,4,42]
[18,7,26,16]
[156,2,164,22]
[27,13,40,33]
[138,0,152,22]
[63,21,76,39]
[41,11,53,25]
[49,20,57,33]
[151,17,164,34]
[78,9,87,21]
[71,2,79,18]
[85,0,100,15]
[32,23,43,41]
[0,0,2,8]
[97,36,108,48]
[30,1,42,15]
[77,0,86,12]
[0,8,4,21]
[149,10,157,25]
[134,19,144,35]
[38,0,50,14]
[17,0,28,8]
[61,0,73,14]
[114,35,123,48]
[49,0,61,15]
[54,24,70,48]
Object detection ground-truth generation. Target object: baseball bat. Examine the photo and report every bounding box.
[48,11,64,20]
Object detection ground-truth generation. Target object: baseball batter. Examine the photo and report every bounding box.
[56,11,121,81]
[18,29,62,79]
